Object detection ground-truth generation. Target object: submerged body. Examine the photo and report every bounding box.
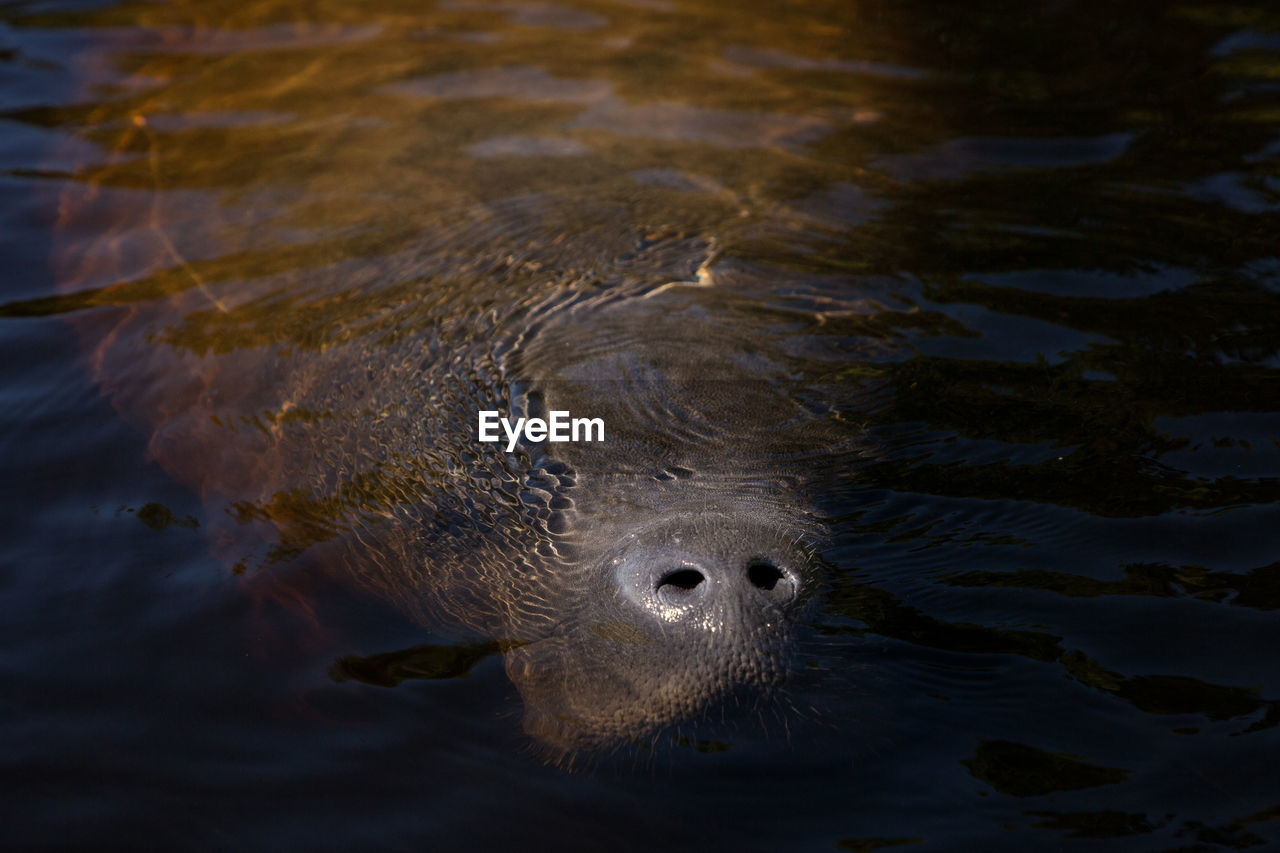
[62,200,849,754]
[41,2,871,757]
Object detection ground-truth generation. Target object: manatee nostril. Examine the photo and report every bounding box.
[746,561,785,592]
[655,567,705,598]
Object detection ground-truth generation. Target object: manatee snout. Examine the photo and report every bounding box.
[613,515,805,633]
[507,509,817,756]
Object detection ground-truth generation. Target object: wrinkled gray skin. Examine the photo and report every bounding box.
[508,505,814,752]
[76,231,833,758]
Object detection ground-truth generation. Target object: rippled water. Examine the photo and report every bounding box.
[3,0,1279,849]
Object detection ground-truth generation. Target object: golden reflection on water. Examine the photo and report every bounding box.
[51,0,904,311]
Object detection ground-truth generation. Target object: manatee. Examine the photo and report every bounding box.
[42,10,875,752]
[483,287,835,750]
[52,181,859,757]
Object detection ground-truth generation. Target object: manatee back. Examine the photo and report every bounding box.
[53,139,734,634]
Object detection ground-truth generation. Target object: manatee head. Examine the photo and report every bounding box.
[487,286,841,756]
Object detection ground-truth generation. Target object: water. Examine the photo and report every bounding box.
[3,0,1279,849]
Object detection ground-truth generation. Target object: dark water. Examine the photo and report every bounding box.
[3,0,1280,849]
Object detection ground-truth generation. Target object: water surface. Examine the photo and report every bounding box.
[3,0,1280,849]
